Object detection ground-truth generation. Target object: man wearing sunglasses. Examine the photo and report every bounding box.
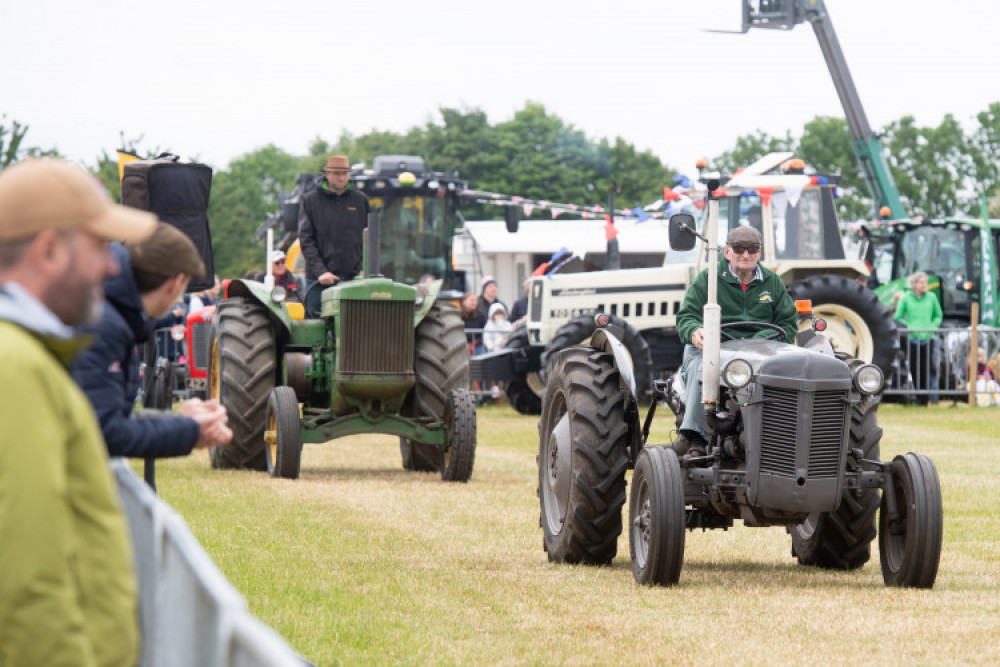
[673,225,798,460]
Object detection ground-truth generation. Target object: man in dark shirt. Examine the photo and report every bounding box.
[298,155,370,316]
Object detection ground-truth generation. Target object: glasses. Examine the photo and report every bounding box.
[730,244,760,255]
[273,259,285,265]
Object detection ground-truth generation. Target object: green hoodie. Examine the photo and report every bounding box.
[676,258,799,345]
[0,317,139,667]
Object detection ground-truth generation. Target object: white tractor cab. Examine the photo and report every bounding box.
[477,152,899,415]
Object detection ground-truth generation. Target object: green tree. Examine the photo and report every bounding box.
[967,102,1000,206]
[207,145,303,278]
[796,116,872,221]
[711,129,795,176]
[883,114,969,218]
[0,114,59,168]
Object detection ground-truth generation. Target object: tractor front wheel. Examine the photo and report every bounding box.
[629,445,685,586]
[265,387,302,479]
[879,452,943,588]
[537,346,629,565]
[440,388,476,483]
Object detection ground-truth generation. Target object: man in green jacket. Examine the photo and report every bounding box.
[674,225,798,459]
[0,158,156,666]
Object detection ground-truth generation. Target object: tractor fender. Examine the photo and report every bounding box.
[225,278,294,335]
[591,328,637,399]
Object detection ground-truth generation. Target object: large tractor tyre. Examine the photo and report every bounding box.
[208,298,276,471]
[440,388,476,483]
[401,302,469,473]
[503,326,542,416]
[789,395,882,569]
[399,438,439,473]
[265,387,302,480]
[537,346,629,565]
[413,302,469,418]
[629,445,685,586]
[541,314,654,402]
[787,275,898,376]
[879,452,943,588]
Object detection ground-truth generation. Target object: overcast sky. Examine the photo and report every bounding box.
[3,1,998,181]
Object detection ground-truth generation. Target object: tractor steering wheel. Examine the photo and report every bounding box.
[719,321,787,342]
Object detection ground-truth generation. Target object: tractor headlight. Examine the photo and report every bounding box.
[270,285,287,303]
[853,364,884,395]
[723,358,753,389]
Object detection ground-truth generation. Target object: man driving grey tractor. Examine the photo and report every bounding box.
[673,225,798,461]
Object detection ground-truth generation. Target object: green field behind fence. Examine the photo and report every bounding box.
[139,403,1000,665]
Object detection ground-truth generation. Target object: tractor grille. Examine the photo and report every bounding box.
[759,386,847,480]
[191,321,211,371]
[339,300,413,374]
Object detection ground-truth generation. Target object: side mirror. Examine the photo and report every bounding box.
[668,213,698,252]
[504,204,521,233]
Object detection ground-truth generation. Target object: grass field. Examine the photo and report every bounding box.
[142,402,1000,665]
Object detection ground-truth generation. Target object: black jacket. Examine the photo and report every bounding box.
[70,244,200,458]
[298,182,370,281]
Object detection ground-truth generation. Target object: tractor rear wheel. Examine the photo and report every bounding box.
[542,314,654,402]
[399,438,439,472]
[265,387,302,479]
[789,395,881,569]
[502,326,542,415]
[538,346,629,565]
[879,452,943,588]
[787,274,898,375]
[440,388,476,483]
[208,298,275,471]
[401,302,471,474]
[629,445,685,586]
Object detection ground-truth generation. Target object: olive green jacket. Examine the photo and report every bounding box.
[0,298,139,667]
[676,259,799,345]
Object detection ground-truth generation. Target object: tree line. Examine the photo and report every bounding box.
[3,101,999,279]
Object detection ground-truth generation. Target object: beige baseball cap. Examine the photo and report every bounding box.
[0,158,156,243]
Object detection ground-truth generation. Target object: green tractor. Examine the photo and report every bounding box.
[207,214,476,482]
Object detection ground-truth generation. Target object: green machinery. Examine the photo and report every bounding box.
[208,214,476,482]
[729,0,1000,328]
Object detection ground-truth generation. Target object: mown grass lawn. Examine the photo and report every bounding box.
[142,402,1000,665]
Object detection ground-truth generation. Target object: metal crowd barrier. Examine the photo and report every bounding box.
[111,460,304,667]
[883,325,1000,404]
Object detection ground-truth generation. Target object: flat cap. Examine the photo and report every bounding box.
[726,225,762,246]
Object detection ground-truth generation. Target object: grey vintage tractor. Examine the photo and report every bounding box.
[537,195,943,587]
[207,214,476,482]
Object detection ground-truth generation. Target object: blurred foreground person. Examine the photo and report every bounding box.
[0,158,156,666]
[71,221,232,458]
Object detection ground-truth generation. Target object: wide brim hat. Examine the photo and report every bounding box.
[323,156,351,172]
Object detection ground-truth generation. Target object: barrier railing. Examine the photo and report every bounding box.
[884,325,1000,405]
[111,460,304,667]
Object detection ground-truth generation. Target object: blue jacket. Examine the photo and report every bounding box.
[70,244,200,458]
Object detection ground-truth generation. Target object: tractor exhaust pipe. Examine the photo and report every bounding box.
[365,211,382,278]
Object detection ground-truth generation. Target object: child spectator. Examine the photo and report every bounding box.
[483,302,513,353]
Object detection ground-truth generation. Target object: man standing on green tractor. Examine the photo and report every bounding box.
[674,226,798,460]
[298,155,370,316]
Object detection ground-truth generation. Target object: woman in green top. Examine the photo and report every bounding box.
[895,271,943,405]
